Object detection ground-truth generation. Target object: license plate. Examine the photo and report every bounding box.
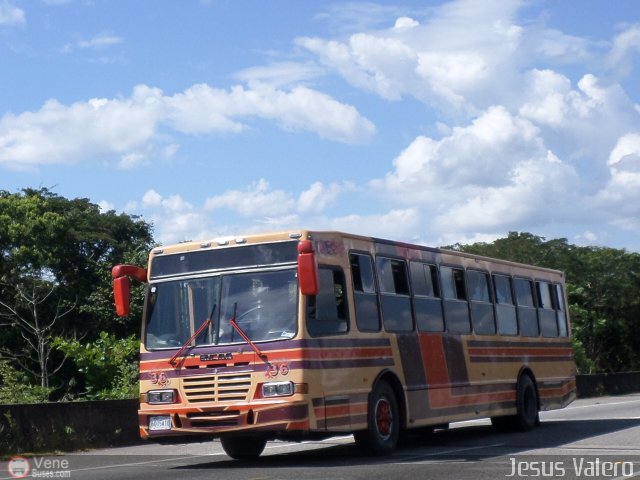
[149,415,172,431]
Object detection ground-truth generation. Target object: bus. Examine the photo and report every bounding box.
[112,230,576,458]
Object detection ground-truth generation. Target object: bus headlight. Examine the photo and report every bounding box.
[147,389,176,404]
[262,381,294,398]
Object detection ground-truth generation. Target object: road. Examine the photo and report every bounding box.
[3,394,640,480]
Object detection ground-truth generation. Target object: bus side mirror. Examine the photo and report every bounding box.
[298,240,319,296]
[113,276,131,317]
[111,264,147,317]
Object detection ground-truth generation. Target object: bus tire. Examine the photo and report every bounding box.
[354,380,399,455]
[220,435,267,459]
[491,374,539,432]
[514,374,539,431]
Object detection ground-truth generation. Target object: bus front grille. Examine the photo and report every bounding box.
[182,373,252,403]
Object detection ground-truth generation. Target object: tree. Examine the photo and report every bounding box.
[0,279,73,388]
[0,188,154,397]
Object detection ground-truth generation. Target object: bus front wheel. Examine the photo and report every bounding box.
[354,380,400,455]
[220,435,267,459]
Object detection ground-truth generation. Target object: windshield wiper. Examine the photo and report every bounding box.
[169,304,216,367]
[228,302,272,368]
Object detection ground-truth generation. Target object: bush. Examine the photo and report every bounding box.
[0,360,52,404]
[53,332,139,400]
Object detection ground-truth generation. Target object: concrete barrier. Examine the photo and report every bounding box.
[0,399,141,455]
[1,372,639,454]
[575,371,640,398]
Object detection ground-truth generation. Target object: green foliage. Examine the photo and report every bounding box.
[0,360,52,404]
[53,333,139,400]
[448,232,640,373]
[0,187,153,398]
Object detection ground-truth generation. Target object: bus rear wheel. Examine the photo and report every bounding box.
[220,435,267,459]
[354,381,399,455]
[491,374,539,432]
[514,374,539,431]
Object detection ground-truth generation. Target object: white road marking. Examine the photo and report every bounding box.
[389,443,506,465]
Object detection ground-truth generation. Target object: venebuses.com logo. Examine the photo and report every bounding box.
[6,457,29,478]
[6,456,71,478]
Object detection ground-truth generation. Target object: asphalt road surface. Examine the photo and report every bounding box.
[3,394,640,480]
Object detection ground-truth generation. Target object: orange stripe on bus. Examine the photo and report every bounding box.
[419,334,450,386]
[140,346,393,371]
[417,334,543,409]
[429,388,515,408]
[325,405,350,417]
[468,347,573,357]
[540,379,576,398]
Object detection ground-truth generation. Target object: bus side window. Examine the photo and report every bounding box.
[493,274,518,335]
[467,270,496,335]
[307,267,349,337]
[349,253,381,332]
[537,280,558,337]
[555,283,569,337]
[440,266,471,334]
[514,277,539,336]
[376,257,413,332]
[410,262,444,332]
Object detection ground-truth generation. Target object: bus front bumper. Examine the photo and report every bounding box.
[139,401,311,440]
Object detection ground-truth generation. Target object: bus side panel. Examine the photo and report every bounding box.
[465,337,576,411]
[306,337,395,432]
[396,333,576,428]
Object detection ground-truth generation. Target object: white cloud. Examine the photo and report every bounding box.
[394,17,419,30]
[518,69,574,127]
[204,179,355,218]
[328,208,422,240]
[606,24,640,76]
[372,105,581,238]
[166,82,376,143]
[0,86,162,168]
[78,33,123,49]
[377,106,542,196]
[296,0,592,116]
[0,82,375,169]
[590,133,640,230]
[137,190,213,244]
[61,32,123,54]
[204,179,296,217]
[126,179,363,245]
[142,189,163,208]
[297,181,354,213]
[0,1,24,26]
[118,152,148,169]
[434,151,579,232]
[235,61,324,88]
[98,200,115,213]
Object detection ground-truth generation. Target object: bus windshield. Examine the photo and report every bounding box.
[145,269,298,349]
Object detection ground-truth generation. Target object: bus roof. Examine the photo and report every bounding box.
[151,229,564,278]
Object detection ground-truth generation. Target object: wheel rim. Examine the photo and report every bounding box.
[374,397,393,440]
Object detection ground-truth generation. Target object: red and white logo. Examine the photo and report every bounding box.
[7,456,30,478]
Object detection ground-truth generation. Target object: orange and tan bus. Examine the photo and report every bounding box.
[112,230,576,458]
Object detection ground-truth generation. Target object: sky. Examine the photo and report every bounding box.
[1,0,640,252]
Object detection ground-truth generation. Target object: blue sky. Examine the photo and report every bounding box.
[1,0,640,251]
